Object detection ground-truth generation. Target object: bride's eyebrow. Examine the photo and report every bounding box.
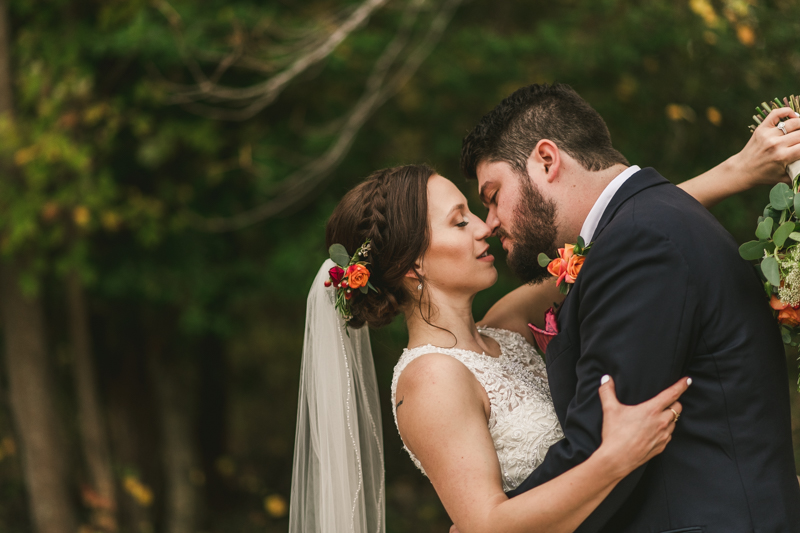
[446,203,466,218]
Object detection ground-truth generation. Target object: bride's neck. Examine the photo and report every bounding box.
[405,289,492,354]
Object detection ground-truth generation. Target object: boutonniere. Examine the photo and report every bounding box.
[528,307,558,354]
[537,236,592,295]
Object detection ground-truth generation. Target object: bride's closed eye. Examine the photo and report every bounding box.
[456,218,469,227]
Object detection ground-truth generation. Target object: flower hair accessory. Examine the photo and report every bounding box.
[325,239,378,322]
[537,236,592,295]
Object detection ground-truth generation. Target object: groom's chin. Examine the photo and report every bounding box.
[507,249,551,284]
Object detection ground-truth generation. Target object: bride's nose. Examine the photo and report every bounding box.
[474,217,492,241]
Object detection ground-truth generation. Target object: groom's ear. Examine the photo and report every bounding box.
[528,139,561,184]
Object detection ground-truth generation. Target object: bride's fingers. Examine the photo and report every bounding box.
[762,107,800,128]
[648,377,692,412]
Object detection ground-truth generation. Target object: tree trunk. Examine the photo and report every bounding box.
[149,352,199,533]
[67,271,117,531]
[0,263,78,533]
[0,1,77,532]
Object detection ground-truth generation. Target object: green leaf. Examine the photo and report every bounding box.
[367,280,378,293]
[359,286,368,294]
[756,217,774,240]
[538,253,551,267]
[739,240,772,261]
[790,233,800,242]
[770,182,793,210]
[773,221,796,248]
[781,328,792,344]
[576,236,585,249]
[794,191,800,215]
[761,255,781,286]
[558,282,570,295]
[329,244,350,267]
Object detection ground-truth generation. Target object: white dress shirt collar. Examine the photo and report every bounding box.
[579,165,641,244]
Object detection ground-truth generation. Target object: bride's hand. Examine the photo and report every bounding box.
[597,375,691,477]
[731,106,800,188]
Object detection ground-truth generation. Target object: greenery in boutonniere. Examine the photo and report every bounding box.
[537,236,592,295]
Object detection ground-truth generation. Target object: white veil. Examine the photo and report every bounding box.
[289,259,385,533]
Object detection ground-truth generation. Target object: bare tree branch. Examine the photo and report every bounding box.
[167,0,392,111]
[194,0,463,232]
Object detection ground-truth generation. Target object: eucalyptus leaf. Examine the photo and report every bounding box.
[538,253,551,267]
[790,232,800,242]
[764,205,781,221]
[329,244,351,267]
[739,240,771,261]
[761,255,781,286]
[794,191,800,215]
[359,286,368,294]
[782,328,792,344]
[770,182,793,210]
[773,221,796,248]
[755,217,774,241]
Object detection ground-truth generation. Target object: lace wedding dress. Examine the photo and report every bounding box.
[391,326,564,491]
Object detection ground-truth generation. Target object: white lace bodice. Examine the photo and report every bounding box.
[391,326,564,492]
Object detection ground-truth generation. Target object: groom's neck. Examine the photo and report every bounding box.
[555,163,629,243]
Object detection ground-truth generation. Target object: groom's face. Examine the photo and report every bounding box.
[476,160,559,283]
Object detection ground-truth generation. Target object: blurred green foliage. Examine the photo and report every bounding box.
[0,0,799,531]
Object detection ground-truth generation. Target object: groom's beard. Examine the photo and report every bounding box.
[504,178,559,284]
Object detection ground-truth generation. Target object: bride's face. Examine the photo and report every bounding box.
[417,175,497,295]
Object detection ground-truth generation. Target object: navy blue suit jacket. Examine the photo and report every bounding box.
[507,168,800,532]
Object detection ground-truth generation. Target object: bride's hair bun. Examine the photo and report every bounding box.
[326,164,435,329]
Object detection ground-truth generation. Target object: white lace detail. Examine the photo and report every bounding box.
[390,327,564,492]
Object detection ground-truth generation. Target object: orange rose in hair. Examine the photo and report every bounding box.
[565,254,585,284]
[346,264,370,289]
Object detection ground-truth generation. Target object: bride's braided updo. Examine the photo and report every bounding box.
[326,164,435,328]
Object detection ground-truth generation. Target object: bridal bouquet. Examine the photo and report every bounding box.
[738,95,800,387]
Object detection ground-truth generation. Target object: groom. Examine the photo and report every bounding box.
[461,83,800,532]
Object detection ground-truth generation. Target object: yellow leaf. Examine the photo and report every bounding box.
[689,0,718,26]
[123,476,153,507]
[73,206,91,227]
[736,24,755,46]
[264,494,287,518]
[706,106,723,126]
[101,211,120,231]
[665,104,696,122]
[41,202,60,221]
[14,146,37,166]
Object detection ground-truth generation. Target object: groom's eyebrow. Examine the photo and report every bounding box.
[478,182,494,205]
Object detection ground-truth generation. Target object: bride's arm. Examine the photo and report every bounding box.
[678,107,800,208]
[395,354,689,533]
[480,107,800,340]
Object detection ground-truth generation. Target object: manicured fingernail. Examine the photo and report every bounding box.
[600,375,610,385]
[686,377,693,386]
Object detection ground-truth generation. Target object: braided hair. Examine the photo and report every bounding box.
[326,165,435,328]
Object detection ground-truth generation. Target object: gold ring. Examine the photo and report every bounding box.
[669,408,680,423]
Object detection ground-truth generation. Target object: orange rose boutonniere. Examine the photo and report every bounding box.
[538,236,592,295]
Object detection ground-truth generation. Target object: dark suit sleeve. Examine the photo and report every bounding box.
[508,220,699,532]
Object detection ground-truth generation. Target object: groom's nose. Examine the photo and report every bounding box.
[485,206,501,235]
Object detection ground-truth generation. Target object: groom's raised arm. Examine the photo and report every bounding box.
[509,220,698,532]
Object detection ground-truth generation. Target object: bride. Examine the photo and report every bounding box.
[289,115,795,533]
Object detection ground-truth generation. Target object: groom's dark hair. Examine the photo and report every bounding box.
[460,83,628,180]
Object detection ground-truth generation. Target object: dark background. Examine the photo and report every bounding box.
[0,0,798,532]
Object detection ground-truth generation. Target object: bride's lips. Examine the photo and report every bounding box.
[477,246,494,262]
